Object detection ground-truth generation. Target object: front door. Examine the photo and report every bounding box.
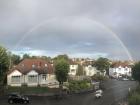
[42,74,47,84]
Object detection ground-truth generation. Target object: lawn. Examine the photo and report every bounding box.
[4,86,59,95]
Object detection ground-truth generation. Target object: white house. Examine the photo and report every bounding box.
[109,65,132,78]
[68,60,78,76]
[7,59,58,87]
[84,65,100,76]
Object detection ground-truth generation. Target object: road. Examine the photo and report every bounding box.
[0,79,137,105]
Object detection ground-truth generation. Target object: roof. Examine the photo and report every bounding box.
[8,58,54,75]
[69,59,78,65]
[111,62,131,68]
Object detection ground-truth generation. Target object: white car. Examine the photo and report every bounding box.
[95,92,102,98]
[122,78,129,81]
[95,90,103,94]
[95,90,103,99]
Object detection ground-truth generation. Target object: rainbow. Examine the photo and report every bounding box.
[13,18,133,61]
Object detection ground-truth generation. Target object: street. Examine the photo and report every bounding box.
[0,79,137,105]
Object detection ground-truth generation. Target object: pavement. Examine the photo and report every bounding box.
[0,79,137,105]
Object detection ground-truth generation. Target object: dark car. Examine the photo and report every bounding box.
[8,93,29,104]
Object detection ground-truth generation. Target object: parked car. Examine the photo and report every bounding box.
[8,93,29,104]
[95,89,103,94]
[122,78,129,81]
[95,89,103,99]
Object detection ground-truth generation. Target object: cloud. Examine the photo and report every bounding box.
[0,0,140,60]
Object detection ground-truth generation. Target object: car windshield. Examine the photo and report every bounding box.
[0,0,139,105]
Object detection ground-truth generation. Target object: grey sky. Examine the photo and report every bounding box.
[0,0,140,60]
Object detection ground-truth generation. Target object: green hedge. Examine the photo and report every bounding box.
[91,74,108,81]
[68,80,91,92]
[5,86,50,94]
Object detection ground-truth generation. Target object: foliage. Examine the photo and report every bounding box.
[76,64,84,76]
[55,59,69,87]
[0,46,10,84]
[11,54,21,65]
[68,80,91,91]
[128,92,140,105]
[91,74,108,81]
[93,57,110,72]
[53,54,69,63]
[5,86,50,94]
[22,54,30,59]
[132,62,140,83]
[41,56,52,62]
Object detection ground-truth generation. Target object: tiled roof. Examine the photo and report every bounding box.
[8,58,54,75]
[111,62,131,68]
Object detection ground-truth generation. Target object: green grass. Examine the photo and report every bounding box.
[5,86,54,95]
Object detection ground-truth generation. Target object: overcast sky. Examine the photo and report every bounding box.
[0,0,140,60]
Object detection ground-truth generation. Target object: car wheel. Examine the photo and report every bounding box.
[8,100,13,104]
[24,100,28,104]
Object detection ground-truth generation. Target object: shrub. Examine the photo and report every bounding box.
[68,80,91,92]
[128,93,140,105]
[91,74,108,81]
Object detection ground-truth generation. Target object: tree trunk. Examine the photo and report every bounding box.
[59,82,63,98]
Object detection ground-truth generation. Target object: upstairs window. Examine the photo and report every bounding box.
[32,64,35,68]
[45,64,48,67]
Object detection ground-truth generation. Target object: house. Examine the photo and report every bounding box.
[7,59,58,87]
[109,63,132,78]
[83,65,100,76]
[68,60,78,76]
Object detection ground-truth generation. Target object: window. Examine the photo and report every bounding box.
[28,75,38,83]
[89,67,92,70]
[11,76,20,84]
[71,69,75,72]
[42,74,47,80]
[118,68,121,71]
[125,68,128,71]
[45,64,47,67]
[32,64,35,68]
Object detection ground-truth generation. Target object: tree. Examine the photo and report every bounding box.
[76,64,84,76]
[53,54,69,62]
[22,54,30,59]
[132,62,140,84]
[55,59,69,90]
[11,54,21,65]
[41,56,52,63]
[93,57,110,73]
[0,46,10,84]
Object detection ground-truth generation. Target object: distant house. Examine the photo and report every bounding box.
[7,59,58,87]
[109,63,132,78]
[84,65,100,76]
[68,60,78,76]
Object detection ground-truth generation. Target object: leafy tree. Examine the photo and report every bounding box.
[41,56,52,62]
[11,54,21,65]
[132,62,140,84]
[22,54,30,59]
[93,57,110,73]
[55,59,69,90]
[0,46,10,84]
[53,54,69,62]
[76,64,84,76]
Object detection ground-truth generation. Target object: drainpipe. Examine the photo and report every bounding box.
[38,74,39,86]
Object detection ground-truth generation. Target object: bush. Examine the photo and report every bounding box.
[68,80,91,92]
[128,93,140,105]
[91,74,108,81]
